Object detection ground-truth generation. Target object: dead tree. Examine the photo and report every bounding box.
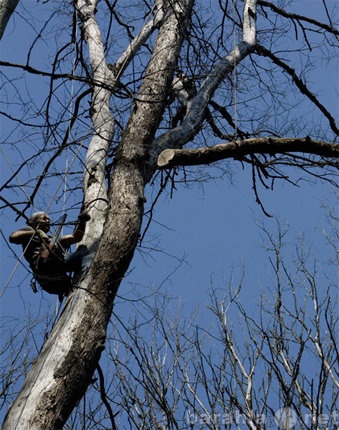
[0,0,338,428]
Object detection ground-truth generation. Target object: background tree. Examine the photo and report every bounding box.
[85,218,338,429]
[0,0,338,428]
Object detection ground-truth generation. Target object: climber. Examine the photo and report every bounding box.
[9,208,90,298]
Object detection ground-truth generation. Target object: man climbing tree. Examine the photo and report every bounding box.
[9,210,90,298]
[0,0,338,428]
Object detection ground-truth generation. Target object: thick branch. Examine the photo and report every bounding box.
[76,0,115,249]
[148,0,257,169]
[122,0,194,165]
[157,137,339,168]
[0,0,19,39]
[114,3,166,75]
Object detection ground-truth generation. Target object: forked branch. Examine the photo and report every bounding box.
[149,0,258,168]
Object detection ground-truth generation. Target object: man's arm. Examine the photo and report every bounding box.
[9,227,36,244]
[59,212,90,248]
[9,227,49,244]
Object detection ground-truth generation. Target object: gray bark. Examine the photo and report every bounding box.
[0,0,19,40]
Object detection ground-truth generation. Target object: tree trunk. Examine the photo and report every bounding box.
[0,0,19,39]
[1,1,193,428]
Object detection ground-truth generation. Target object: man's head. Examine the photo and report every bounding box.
[27,212,51,232]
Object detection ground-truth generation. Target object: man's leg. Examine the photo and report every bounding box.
[64,245,89,284]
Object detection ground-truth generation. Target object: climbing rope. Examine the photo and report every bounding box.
[233,0,238,139]
[1,230,37,298]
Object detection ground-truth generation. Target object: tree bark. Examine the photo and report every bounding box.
[0,0,19,40]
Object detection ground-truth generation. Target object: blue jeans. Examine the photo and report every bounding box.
[64,245,89,274]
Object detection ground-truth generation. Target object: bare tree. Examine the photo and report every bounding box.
[59,217,338,429]
[0,0,338,428]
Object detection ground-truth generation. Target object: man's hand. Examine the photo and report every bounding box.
[78,212,91,222]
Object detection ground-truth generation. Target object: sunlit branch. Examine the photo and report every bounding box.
[113,2,166,76]
[76,0,114,247]
[157,137,339,168]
